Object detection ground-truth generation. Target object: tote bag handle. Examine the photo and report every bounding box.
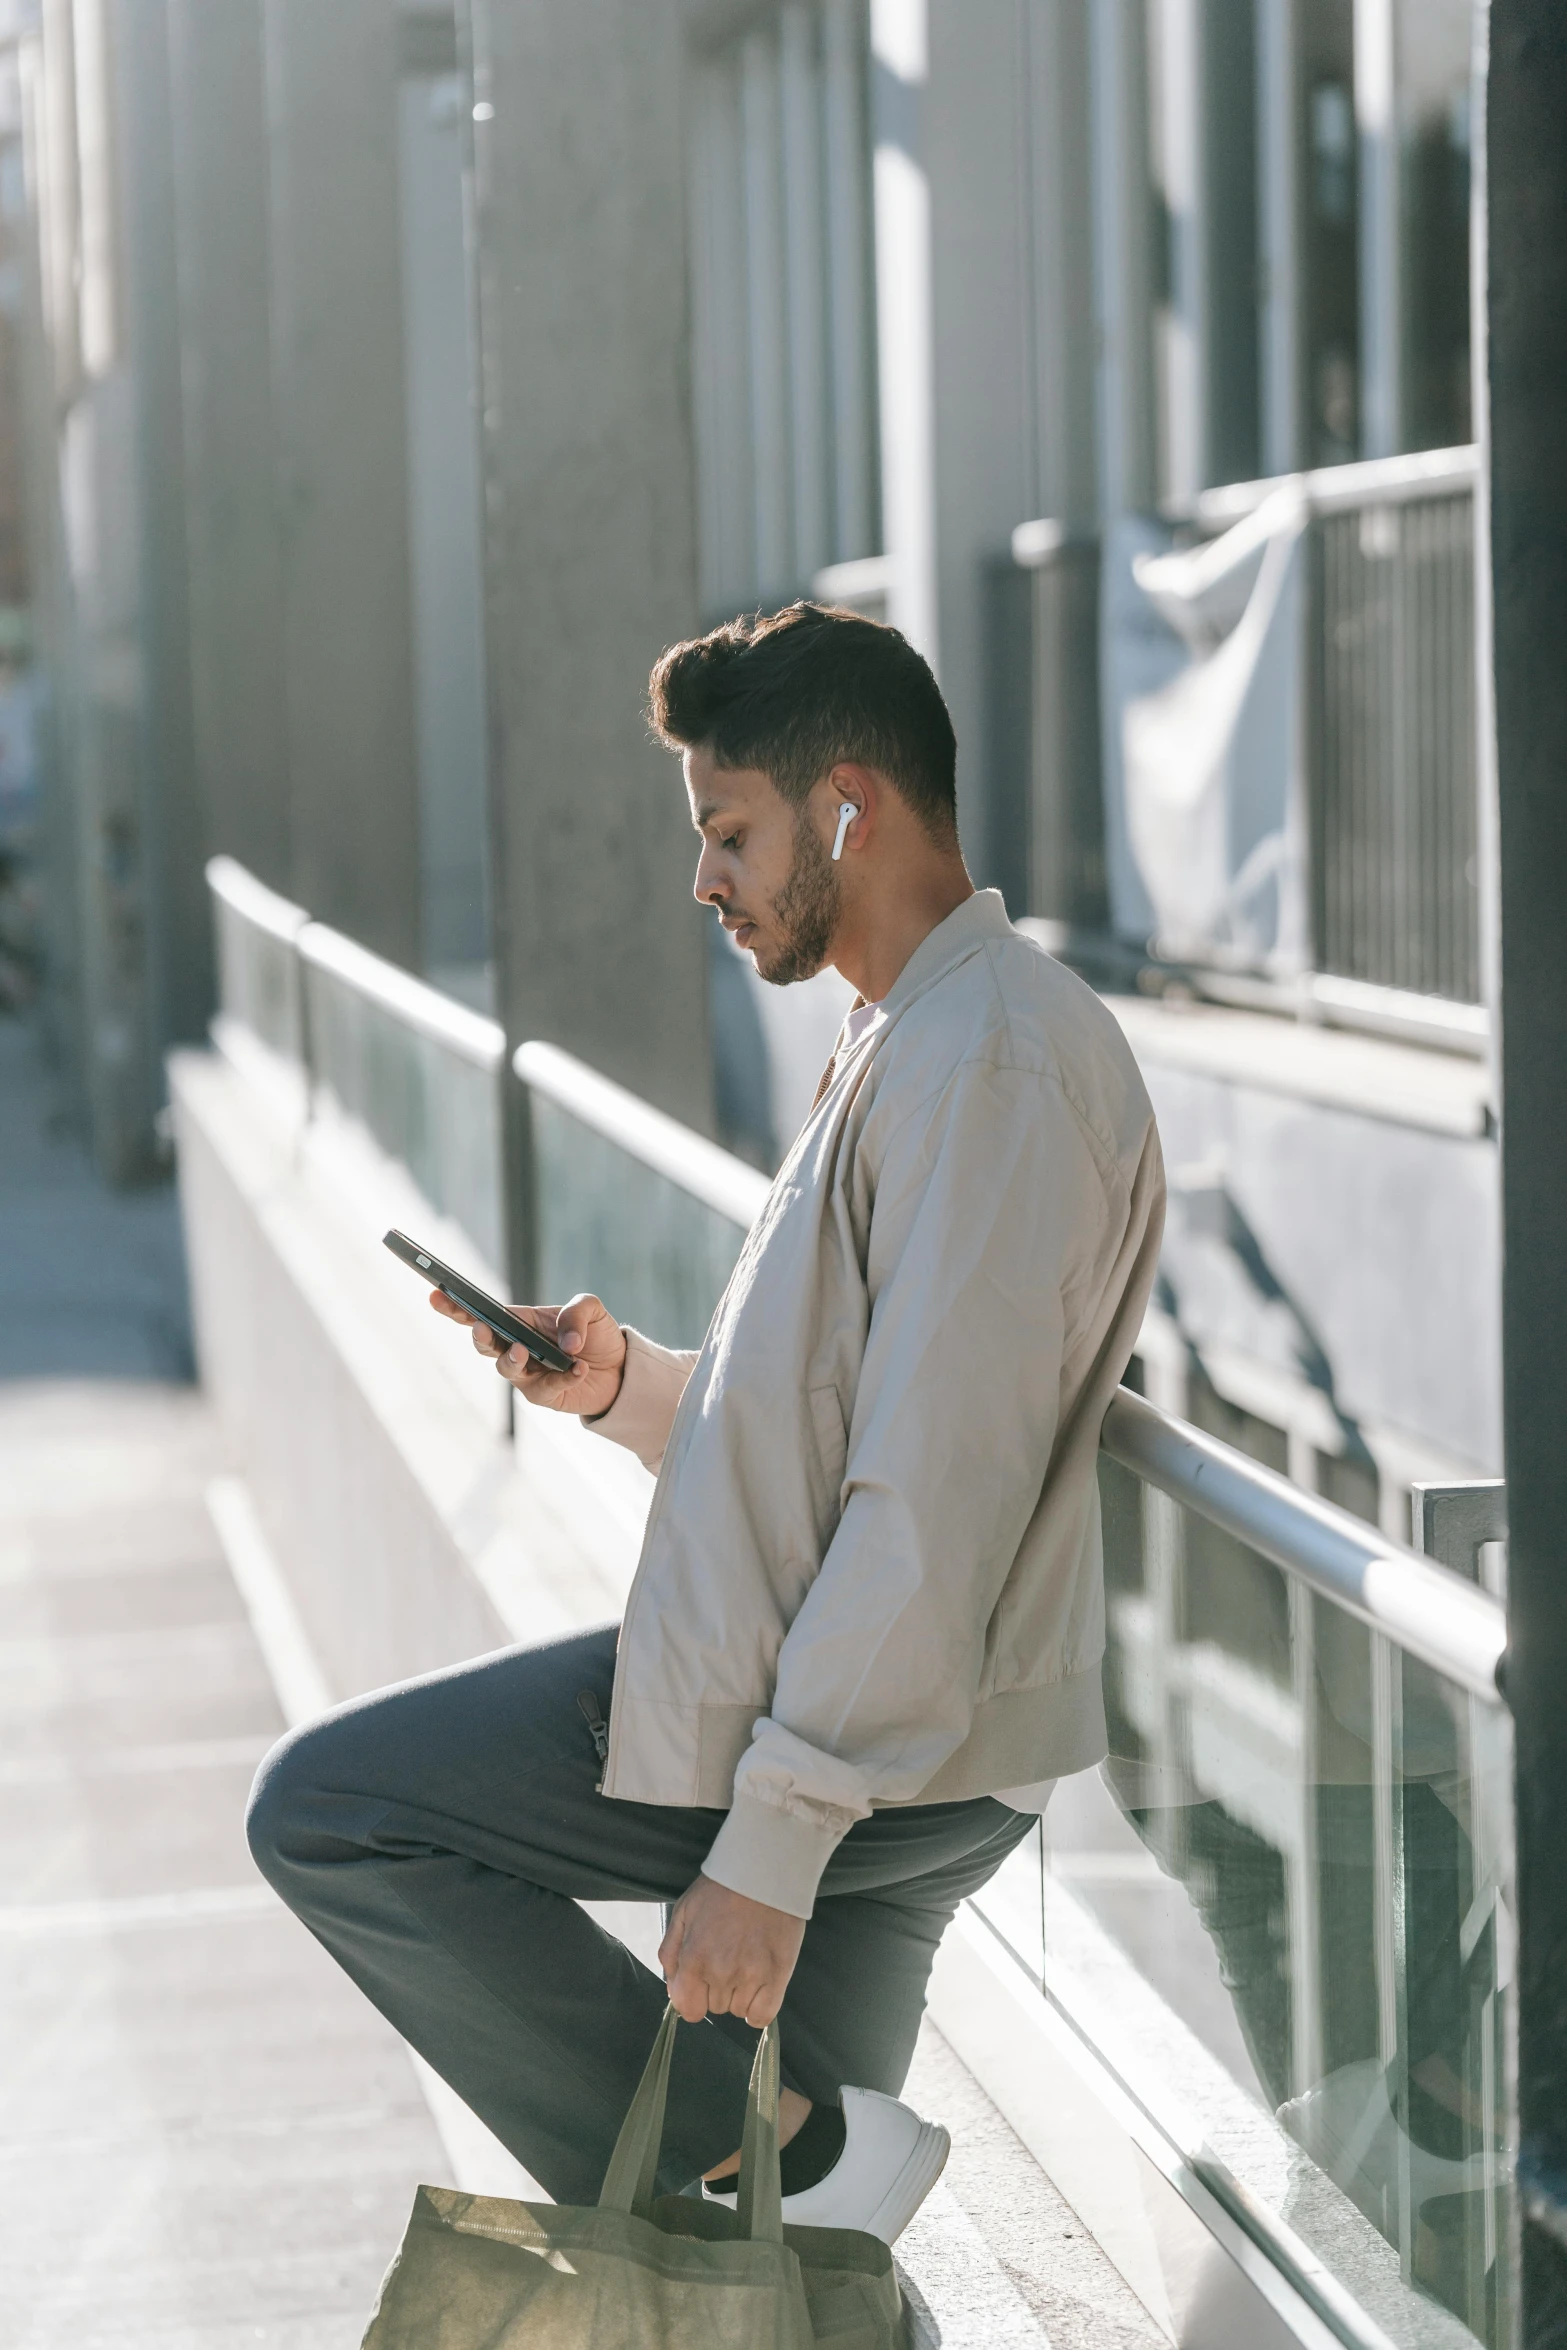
[599,2004,784,2244]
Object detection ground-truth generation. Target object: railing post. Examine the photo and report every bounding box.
[501,1063,539,1313]
[1486,6,1567,2343]
[1412,1483,1508,1590]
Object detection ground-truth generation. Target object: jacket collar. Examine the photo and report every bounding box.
[880,888,1015,1016]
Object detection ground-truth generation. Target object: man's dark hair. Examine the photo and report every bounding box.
[648,602,958,840]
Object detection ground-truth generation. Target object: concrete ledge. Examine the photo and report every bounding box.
[1105,994,1492,1139]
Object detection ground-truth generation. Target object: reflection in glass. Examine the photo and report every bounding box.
[1395,0,1472,452]
[530,1098,748,1351]
[304,961,507,1280]
[1017,1394,1516,2349]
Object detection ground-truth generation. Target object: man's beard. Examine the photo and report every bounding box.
[754,810,841,986]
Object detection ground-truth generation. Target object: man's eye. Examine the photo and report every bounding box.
[720,834,740,852]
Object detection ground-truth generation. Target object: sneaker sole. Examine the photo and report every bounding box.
[863,2120,951,2245]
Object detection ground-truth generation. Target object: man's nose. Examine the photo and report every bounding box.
[693,847,727,907]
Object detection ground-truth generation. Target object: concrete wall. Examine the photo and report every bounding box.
[1119,1005,1503,1473]
[261,0,423,970]
[467,0,712,1132]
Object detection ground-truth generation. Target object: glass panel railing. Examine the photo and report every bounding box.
[299,925,508,1281]
[207,855,309,1109]
[972,1409,1514,2350]
[515,1042,769,1351]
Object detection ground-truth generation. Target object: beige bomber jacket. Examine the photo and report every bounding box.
[588,890,1165,1918]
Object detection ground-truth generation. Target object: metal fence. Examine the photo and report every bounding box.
[1309,481,1479,1003]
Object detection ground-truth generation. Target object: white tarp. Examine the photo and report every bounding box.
[1102,484,1310,975]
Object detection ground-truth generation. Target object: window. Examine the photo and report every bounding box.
[1301,0,1359,465]
[1394,0,1471,452]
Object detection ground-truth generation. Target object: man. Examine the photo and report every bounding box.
[248,604,1164,2242]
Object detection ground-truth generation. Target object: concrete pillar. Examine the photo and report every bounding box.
[1256,0,1301,476]
[1485,7,1567,2341]
[165,0,291,901]
[869,0,938,667]
[23,0,205,1176]
[465,0,711,1131]
[261,0,421,968]
[120,0,206,1057]
[923,1,1099,896]
[1024,0,1099,533]
[923,1,1034,890]
[1353,0,1399,459]
[1089,0,1158,520]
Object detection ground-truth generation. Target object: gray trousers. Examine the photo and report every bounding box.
[246,1623,1033,2203]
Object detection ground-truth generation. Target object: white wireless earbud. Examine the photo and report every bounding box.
[830,802,856,862]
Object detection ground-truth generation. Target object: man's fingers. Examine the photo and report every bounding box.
[664,1948,711,2024]
[660,1905,713,2024]
[668,1974,710,2025]
[556,1293,615,1357]
[721,1972,774,2027]
[739,1980,784,2029]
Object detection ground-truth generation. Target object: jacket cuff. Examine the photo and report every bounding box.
[582,1328,695,1475]
[700,1790,848,1920]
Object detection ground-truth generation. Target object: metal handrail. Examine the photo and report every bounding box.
[206,854,309,945]
[513,1040,771,1230]
[298,923,505,1072]
[1193,440,1477,532]
[1102,1386,1506,1702]
[1008,446,1479,568]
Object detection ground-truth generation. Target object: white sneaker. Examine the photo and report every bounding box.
[710,2087,950,2245]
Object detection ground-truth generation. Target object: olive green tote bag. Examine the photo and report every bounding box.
[360,2006,906,2350]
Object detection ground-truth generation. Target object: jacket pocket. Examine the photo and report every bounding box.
[808,1382,849,1506]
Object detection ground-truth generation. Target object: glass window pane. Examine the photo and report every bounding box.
[1395,0,1472,451]
[1300,0,1360,464]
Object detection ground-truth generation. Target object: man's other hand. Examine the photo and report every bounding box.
[659,1874,806,2028]
[427,1289,627,1418]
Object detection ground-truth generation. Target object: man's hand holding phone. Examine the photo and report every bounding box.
[429,1287,628,1419]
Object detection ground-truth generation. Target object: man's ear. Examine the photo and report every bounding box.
[820,763,874,851]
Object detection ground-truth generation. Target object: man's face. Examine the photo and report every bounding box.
[687,748,841,987]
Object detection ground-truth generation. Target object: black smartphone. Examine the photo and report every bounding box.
[383,1229,576,1374]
